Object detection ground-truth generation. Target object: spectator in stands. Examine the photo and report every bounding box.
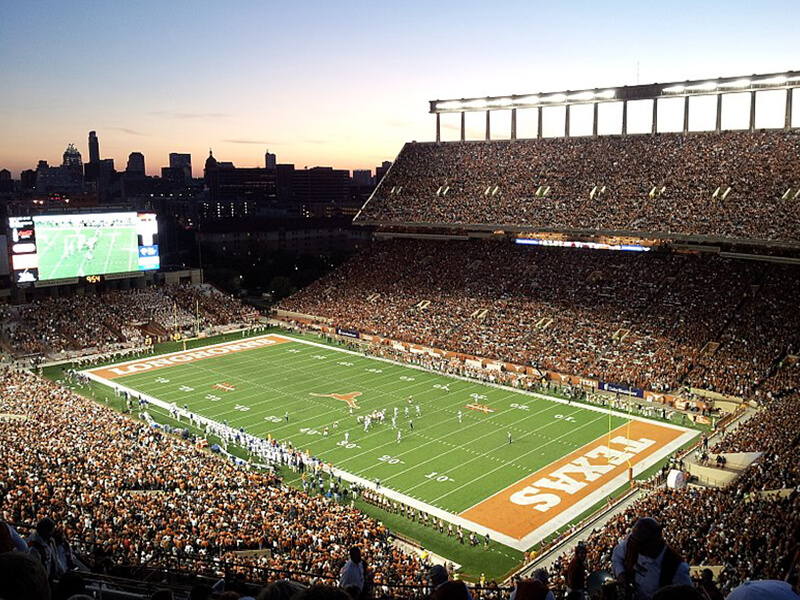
[339,546,365,595]
[292,585,351,600]
[189,584,214,600]
[433,580,473,600]
[428,564,450,591]
[652,585,704,600]
[565,543,587,599]
[725,580,800,599]
[0,551,51,600]
[611,517,692,600]
[256,579,307,600]
[509,579,551,600]
[697,569,724,600]
[530,569,555,600]
[0,519,28,553]
[53,571,86,600]
[27,517,65,583]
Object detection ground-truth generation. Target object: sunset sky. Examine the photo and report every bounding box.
[2,1,799,178]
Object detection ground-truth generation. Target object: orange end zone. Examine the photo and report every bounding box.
[86,334,291,380]
[460,420,686,541]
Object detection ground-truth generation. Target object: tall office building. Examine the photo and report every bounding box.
[352,169,372,186]
[169,153,192,181]
[85,130,100,182]
[265,150,276,170]
[375,161,392,185]
[127,152,146,175]
[88,131,99,164]
[62,143,84,183]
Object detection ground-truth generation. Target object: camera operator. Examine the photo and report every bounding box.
[611,517,691,600]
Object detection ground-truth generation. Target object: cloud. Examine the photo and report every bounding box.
[151,111,229,120]
[107,127,149,136]
[223,139,273,145]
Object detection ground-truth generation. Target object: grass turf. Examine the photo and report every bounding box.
[104,334,630,515]
[45,328,699,580]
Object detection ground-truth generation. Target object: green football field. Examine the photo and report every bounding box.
[87,334,635,514]
[36,223,138,280]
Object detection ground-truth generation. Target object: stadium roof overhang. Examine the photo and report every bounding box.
[429,71,800,113]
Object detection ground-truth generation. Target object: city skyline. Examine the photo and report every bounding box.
[2,1,800,178]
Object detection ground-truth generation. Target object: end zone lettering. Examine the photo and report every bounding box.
[509,436,655,512]
[97,336,286,378]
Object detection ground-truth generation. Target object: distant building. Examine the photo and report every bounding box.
[169,153,192,181]
[292,167,351,217]
[198,216,371,258]
[20,169,37,190]
[88,131,99,164]
[375,161,392,185]
[0,169,13,195]
[35,145,85,194]
[127,152,146,175]
[85,130,100,182]
[265,150,276,170]
[352,169,372,186]
[202,150,277,219]
[62,143,84,184]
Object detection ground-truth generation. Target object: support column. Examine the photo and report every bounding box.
[622,100,628,136]
[785,88,793,130]
[593,102,599,137]
[651,98,658,135]
[436,113,441,143]
[683,95,690,134]
[565,104,571,138]
[461,112,466,142]
[485,110,491,141]
[715,94,723,133]
[511,108,517,141]
[537,106,543,139]
[749,91,757,132]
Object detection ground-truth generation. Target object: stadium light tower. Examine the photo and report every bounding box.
[430,70,799,142]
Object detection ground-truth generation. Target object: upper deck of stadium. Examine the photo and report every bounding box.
[357,72,800,248]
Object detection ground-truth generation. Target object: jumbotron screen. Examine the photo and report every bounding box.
[8,212,159,284]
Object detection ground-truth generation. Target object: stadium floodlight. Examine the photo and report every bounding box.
[464,99,489,110]
[568,91,595,101]
[754,75,788,85]
[436,100,463,111]
[595,89,616,100]
[542,93,567,103]
[689,81,718,91]
[719,79,751,89]
[489,98,514,108]
[663,85,686,93]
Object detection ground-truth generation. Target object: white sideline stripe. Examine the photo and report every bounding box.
[81,332,700,552]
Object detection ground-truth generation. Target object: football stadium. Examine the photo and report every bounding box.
[2,69,800,600]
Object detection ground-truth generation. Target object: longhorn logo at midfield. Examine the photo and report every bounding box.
[310,391,362,409]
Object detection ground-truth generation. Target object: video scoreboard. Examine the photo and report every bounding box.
[7,212,160,285]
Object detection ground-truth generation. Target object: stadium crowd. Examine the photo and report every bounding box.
[544,384,800,596]
[280,238,800,398]
[1,284,257,357]
[359,130,800,244]
[0,368,425,592]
